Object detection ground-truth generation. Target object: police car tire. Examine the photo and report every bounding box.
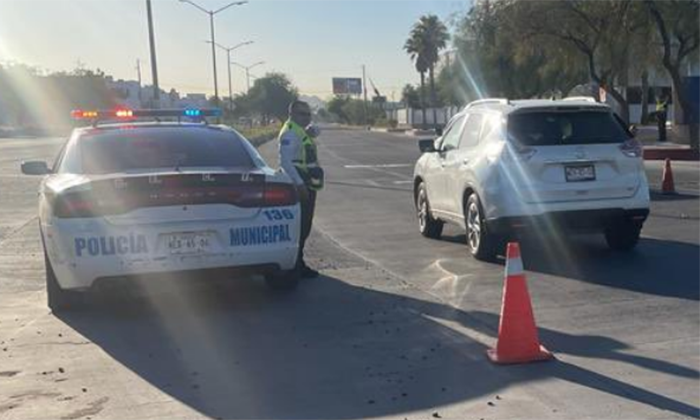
[604,219,641,251]
[465,193,498,261]
[264,269,300,291]
[416,182,443,239]
[45,252,85,311]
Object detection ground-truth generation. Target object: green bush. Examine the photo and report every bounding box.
[234,124,280,147]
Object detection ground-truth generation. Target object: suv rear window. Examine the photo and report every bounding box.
[80,127,255,174]
[508,110,630,146]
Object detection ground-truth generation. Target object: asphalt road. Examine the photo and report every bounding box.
[0,131,698,420]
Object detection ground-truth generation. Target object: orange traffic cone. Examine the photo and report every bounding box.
[487,242,554,365]
[662,158,676,195]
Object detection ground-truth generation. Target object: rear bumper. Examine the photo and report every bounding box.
[43,208,301,290]
[486,208,650,235]
[91,263,281,291]
[52,246,298,291]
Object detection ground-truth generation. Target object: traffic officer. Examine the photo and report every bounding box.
[656,94,669,142]
[278,100,324,278]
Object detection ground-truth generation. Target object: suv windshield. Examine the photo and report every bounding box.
[508,110,631,146]
[80,127,255,174]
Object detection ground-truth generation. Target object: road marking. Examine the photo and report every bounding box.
[344,163,412,169]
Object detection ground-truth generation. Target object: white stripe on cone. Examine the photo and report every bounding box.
[506,243,524,277]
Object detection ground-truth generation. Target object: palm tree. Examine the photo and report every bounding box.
[404,35,429,129]
[416,15,449,129]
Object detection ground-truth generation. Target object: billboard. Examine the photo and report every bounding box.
[332,78,362,95]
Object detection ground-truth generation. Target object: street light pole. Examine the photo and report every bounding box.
[207,41,254,112]
[146,0,160,107]
[209,11,218,105]
[179,0,248,106]
[231,61,265,93]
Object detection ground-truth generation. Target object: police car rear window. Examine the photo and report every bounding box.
[508,110,631,146]
[80,128,255,174]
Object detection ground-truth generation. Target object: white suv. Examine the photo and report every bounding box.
[413,98,650,260]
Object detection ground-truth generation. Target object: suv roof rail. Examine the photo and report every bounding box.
[562,96,598,103]
[465,98,510,109]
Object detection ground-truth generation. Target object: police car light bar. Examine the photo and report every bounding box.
[71,108,222,121]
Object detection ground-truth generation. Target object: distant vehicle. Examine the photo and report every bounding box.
[413,98,650,260]
[21,109,301,310]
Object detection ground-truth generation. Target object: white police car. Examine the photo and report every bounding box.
[21,109,301,310]
[414,98,650,260]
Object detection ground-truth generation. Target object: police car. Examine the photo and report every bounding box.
[21,109,301,310]
[414,98,650,260]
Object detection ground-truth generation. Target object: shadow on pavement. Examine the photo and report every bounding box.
[56,274,699,419]
[650,192,699,201]
[439,232,699,301]
[518,236,700,301]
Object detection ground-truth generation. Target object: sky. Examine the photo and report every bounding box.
[0,0,470,100]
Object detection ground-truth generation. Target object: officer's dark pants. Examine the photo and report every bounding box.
[296,184,317,267]
[658,111,667,142]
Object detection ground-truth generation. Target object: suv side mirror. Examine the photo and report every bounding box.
[418,139,437,153]
[21,160,50,175]
[435,127,443,136]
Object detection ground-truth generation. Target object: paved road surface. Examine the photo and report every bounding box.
[0,131,698,420]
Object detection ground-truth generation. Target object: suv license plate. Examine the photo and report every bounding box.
[167,232,212,255]
[565,165,596,182]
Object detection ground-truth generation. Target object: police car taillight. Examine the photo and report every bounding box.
[54,192,97,218]
[263,183,298,207]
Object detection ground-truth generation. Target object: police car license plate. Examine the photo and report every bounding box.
[167,232,212,255]
[565,165,596,182]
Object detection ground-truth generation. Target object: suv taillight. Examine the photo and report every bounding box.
[619,139,642,158]
[504,143,537,162]
[263,183,298,207]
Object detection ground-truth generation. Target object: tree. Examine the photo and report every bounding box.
[509,0,643,122]
[239,72,298,123]
[326,95,384,125]
[645,0,700,148]
[404,34,429,128]
[452,0,587,101]
[401,84,421,108]
[406,15,450,128]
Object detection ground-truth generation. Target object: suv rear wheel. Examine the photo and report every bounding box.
[605,219,642,251]
[416,182,443,239]
[465,193,499,261]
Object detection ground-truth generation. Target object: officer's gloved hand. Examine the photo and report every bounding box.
[306,124,321,138]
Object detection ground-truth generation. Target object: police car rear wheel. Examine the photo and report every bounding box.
[465,193,498,261]
[264,269,300,291]
[45,252,86,311]
[417,183,443,239]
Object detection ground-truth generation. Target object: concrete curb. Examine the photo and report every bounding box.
[643,147,699,161]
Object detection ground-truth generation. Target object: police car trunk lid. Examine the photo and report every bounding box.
[56,169,284,224]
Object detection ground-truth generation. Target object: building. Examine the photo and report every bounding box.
[106,77,210,110]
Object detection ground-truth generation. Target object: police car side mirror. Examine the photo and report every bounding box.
[418,139,437,153]
[21,160,50,176]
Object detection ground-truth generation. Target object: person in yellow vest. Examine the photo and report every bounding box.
[278,100,324,278]
[656,94,669,142]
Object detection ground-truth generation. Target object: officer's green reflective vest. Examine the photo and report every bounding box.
[279,119,324,190]
[656,99,667,112]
